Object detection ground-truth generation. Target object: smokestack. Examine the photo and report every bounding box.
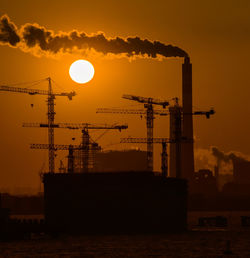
[181,56,194,181]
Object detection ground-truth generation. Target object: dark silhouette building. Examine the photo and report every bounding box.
[233,160,250,184]
[43,172,187,234]
[191,169,218,196]
[221,160,250,197]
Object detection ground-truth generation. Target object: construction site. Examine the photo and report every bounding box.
[1,0,250,255]
[0,56,250,241]
[0,56,222,236]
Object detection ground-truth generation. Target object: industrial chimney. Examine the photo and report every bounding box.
[181,57,195,182]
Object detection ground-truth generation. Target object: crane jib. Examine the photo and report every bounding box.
[40,124,59,128]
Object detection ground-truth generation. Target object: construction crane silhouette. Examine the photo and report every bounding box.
[165,98,215,178]
[121,137,173,177]
[97,94,169,172]
[0,77,76,173]
[30,144,80,173]
[23,122,128,173]
[121,98,214,177]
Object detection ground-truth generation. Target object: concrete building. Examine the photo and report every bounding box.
[233,160,250,184]
[43,172,187,233]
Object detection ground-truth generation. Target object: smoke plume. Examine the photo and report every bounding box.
[212,146,248,167]
[0,15,20,46]
[0,14,188,58]
[194,147,250,175]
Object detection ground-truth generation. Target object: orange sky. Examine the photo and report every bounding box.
[0,0,250,194]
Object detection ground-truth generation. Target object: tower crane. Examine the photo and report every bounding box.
[23,122,128,173]
[121,99,214,178]
[30,144,83,174]
[169,98,215,178]
[97,94,169,172]
[0,77,76,173]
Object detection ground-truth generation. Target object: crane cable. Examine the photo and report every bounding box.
[1,78,47,88]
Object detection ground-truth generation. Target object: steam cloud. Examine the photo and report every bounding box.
[0,14,188,58]
[194,147,249,174]
[212,146,247,166]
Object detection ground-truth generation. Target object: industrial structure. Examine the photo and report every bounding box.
[98,67,214,181]
[169,97,214,179]
[0,77,76,173]
[30,143,79,173]
[0,56,218,235]
[43,172,187,234]
[0,57,213,180]
[181,57,194,182]
[233,160,250,184]
[120,137,172,177]
[24,123,128,173]
[97,94,169,171]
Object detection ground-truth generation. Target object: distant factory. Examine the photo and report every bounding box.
[233,160,250,184]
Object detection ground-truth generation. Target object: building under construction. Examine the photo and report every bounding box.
[1,57,214,233]
[43,172,187,234]
[41,57,215,233]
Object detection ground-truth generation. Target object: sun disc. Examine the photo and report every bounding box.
[69,60,95,84]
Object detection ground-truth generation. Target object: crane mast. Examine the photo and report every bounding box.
[25,123,128,173]
[0,77,76,173]
[31,144,81,174]
[47,78,55,173]
[97,94,169,172]
[145,103,154,172]
[122,94,169,172]
[121,105,214,178]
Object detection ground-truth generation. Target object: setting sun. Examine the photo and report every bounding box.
[69,60,95,84]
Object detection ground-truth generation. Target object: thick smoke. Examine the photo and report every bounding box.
[0,14,188,58]
[0,15,20,46]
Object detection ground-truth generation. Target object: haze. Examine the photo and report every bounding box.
[0,0,250,194]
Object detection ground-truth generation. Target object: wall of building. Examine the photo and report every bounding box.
[43,172,187,233]
[233,160,250,184]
